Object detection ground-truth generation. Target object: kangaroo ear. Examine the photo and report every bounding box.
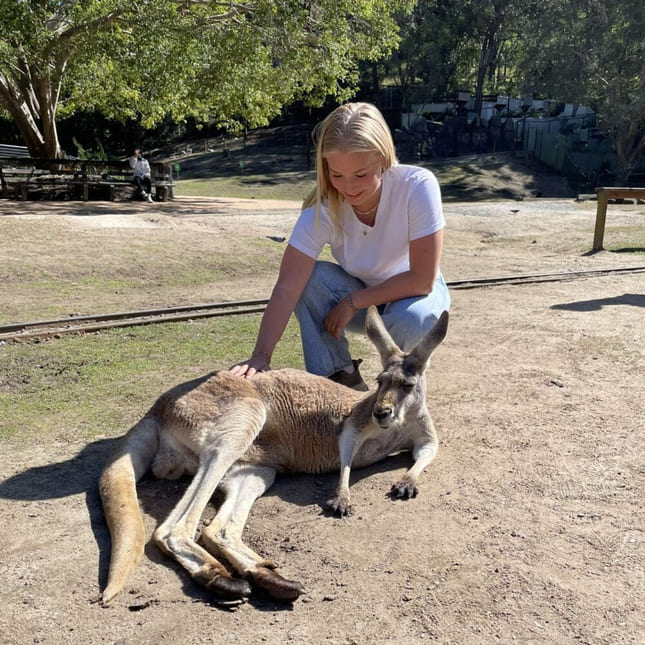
[365,306,403,366]
[405,311,449,372]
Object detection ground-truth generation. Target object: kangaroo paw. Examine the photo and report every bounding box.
[326,494,352,516]
[390,479,418,499]
[250,566,305,602]
[194,564,252,599]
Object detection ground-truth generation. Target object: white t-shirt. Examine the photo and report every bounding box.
[289,164,444,286]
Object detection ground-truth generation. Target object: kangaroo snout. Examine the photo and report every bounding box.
[373,402,395,426]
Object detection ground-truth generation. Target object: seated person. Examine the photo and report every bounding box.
[129,148,153,202]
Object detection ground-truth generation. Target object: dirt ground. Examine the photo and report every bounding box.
[0,196,643,644]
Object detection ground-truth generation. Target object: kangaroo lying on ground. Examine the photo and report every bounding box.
[99,306,448,604]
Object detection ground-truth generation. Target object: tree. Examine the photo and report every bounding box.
[385,0,475,106]
[0,0,413,158]
[518,0,644,182]
[372,0,528,111]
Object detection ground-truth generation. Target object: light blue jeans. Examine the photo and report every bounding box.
[294,261,451,376]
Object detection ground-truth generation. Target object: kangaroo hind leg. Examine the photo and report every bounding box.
[202,463,305,602]
[153,403,266,600]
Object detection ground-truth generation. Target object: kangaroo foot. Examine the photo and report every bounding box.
[326,493,352,516]
[390,477,418,499]
[250,566,305,602]
[194,563,252,599]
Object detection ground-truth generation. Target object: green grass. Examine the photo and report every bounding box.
[172,150,573,202]
[175,173,315,202]
[602,225,645,254]
[0,219,286,323]
[0,315,305,442]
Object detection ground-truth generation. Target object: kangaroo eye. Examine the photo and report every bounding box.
[401,383,415,392]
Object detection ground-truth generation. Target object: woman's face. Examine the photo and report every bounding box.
[325,150,383,211]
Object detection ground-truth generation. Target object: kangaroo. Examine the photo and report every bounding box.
[99,306,448,604]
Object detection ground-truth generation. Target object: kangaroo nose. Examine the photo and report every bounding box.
[374,406,392,422]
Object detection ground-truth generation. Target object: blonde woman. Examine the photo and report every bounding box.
[231,102,450,390]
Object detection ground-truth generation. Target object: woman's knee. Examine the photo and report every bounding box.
[382,291,448,351]
[383,308,435,350]
[299,261,362,304]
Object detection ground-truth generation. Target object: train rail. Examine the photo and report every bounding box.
[1,266,643,342]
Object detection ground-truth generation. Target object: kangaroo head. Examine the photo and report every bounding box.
[365,306,449,429]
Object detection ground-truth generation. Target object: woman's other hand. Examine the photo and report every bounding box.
[324,297,357,340]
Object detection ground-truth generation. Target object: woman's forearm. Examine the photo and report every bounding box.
[351,230,443,309]
[349,270,436,310]
[252,288,299,360]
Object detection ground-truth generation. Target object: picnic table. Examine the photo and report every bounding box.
[592,187,645,251]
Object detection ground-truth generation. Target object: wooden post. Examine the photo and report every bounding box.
[592,188,609,252]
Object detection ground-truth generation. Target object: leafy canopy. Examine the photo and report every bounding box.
[0,0,413,156]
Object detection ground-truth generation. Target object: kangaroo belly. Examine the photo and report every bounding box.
[151,430,199,479]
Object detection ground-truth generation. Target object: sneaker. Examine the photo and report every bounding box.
[328,359,369,391]
[146,193,154,203]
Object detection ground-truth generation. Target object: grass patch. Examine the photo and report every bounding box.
[0,315,305,442]
[173,150,573,202]
[175,173,314,202]
[0,221,285,323]
[603,225,645,254]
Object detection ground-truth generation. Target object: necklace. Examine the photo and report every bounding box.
[352,183,382,218]
[352,188,381,235]
[355,209,377,235]
[353,203,378,217]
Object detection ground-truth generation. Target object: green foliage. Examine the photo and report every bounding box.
[373,0,642,180]
[384,0,531,102]
[515,0,645,179]
[0,0,412,157]
[72,136,107,161]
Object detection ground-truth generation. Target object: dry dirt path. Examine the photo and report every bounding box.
[0,197,643,644]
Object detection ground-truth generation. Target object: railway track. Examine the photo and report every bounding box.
[2,266,643,342]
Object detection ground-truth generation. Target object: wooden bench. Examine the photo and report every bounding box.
[592,187,645,252]
[0,161,82,200]
[79,162,173,201]
[0,157,173,202]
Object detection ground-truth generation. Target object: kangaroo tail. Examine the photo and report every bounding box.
[98,416,159,604]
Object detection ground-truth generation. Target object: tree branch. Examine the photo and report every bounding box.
[173,0,256,22]
[55,9,126,46]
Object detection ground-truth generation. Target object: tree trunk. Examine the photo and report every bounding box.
[615,126,645,185]
[0,69,64,159]
[473,3,505,120]
[473,40,490,117]
[36,77,63,158]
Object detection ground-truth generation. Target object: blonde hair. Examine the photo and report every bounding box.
[302,102,398,231]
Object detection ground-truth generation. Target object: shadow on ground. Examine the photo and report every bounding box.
[0,436,412,606]
[551,293,645,311]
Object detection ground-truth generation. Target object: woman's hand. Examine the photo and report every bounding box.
[229,353,271,379]
[324,297,357,340]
